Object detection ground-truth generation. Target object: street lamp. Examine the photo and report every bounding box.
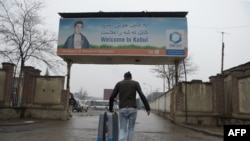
[143,82,152,94]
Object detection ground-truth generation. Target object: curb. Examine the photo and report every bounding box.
[176,123,224,137]
[0,120,35,126]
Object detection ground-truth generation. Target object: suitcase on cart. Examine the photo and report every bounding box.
[97,111,119,141]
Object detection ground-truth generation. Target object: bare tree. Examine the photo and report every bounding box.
[0,0,64,72]
[0,0,64,105]
[151,56,198,91]
[75,87,88,100]
[151,65,175,91]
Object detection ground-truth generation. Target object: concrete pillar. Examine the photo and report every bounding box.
[2,63,15,106]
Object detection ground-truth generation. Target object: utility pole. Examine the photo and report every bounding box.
[221,32,225,74]
[162,65,166,92]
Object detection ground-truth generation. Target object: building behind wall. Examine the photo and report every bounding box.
[103,89,119,101]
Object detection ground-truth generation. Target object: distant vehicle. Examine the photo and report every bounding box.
[80,100,89,112]
[93,100,109,110]
[90,100,119,110]
[73,99,88,112]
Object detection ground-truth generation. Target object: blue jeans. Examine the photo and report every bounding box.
[119,107,137,141]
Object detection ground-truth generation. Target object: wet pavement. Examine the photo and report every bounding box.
[0,110,223,141]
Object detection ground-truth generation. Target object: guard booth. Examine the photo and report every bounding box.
[57,11,188,91]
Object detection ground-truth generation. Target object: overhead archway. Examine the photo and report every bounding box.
[57,11,188,91]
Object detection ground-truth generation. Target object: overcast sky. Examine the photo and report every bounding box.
[37,0,250,97]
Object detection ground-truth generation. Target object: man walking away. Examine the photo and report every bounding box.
[109,71,150,141]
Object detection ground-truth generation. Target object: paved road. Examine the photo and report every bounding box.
[0,110,223,141]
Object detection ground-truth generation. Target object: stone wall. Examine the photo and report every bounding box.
[239,77,250,114]
[34,77,64,104]
[150,61,250,126]
[0,63,69,120]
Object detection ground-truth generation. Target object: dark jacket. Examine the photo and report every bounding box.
[109,79,150,112]
[69,97,76,106]
[64,33,89,48]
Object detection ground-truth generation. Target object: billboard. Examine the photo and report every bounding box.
[57,17,188,57]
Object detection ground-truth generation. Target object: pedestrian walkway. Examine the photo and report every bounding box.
[0,110,223,141]
[0,116,224,137]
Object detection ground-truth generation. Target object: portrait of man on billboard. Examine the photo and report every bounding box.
[63,20,90,49]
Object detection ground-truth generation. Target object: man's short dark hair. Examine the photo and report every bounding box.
[74,21,83,27]
[124,71,132,78]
